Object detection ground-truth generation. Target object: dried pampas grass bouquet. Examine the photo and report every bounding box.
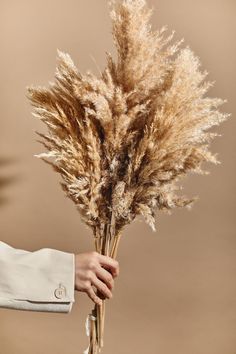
[26,0,230,353]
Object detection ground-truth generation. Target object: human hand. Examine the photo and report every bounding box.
[74,251,119,306]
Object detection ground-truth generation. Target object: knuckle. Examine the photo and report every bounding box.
[84,281,91,291]
[85,270,93,280]
[88,261,96,270]
[100,282,105,290]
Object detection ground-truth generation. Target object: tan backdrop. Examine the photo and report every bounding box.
[0,0,235,353]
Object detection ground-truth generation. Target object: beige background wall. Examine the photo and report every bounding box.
[0,0,235,353]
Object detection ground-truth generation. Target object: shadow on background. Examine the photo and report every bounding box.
[0,156,21,207]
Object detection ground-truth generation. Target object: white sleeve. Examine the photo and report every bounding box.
[0,241,75,313]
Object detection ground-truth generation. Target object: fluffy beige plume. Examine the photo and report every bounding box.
[26,0,230,236]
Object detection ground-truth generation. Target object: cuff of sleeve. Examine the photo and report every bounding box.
[33,248,76,304]
[5,248,76,304]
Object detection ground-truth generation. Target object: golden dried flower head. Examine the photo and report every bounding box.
[26,0,230,235]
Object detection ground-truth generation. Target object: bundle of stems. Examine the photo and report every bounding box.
[26,0,230,352]
[84,217,121,353]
